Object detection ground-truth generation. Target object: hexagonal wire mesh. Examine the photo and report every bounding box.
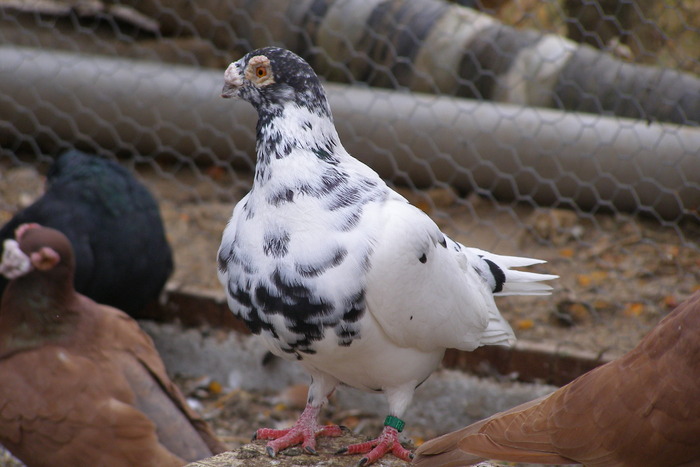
[1,0,699,361]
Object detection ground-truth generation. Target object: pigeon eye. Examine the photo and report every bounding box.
[256,67,267,78]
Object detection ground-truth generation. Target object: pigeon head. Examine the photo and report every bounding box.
[222,47,332,120]
[0,224,74,283]
[221,47,342,170]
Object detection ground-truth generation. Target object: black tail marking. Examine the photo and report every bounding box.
[484,258,506,293]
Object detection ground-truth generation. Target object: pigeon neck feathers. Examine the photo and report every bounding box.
[0,226,80,356]
[254,102,341,182]
[226,48,390,229]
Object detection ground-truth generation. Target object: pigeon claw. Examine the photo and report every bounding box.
[305,446,318,455]
[339,426,413,466]
[253,403,345,457]
[254,423,344,457]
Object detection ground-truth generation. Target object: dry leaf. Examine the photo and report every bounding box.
[623,302,645,317]
[559,248,575,258]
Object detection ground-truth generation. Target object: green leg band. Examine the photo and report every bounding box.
[384,415,406,432]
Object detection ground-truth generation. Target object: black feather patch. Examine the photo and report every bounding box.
[336,325,358,346]
[262,229,290,258]
[239,306,277,337]
[0,150,173,318]
[327,186,362,210]
[342,290,365,323]
[484,258,506,293]
[295,247,348,277]
[337,208,363,232]
[217,250,229,272]
[268,188,294,206]
[228,282,253,308]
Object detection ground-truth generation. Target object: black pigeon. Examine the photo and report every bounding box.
[0,150,173,318]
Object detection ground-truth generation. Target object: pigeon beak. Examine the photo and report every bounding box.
[0,239,33,280]
[221,62,244,99]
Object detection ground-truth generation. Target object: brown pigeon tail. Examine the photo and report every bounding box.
[414,292,700,467]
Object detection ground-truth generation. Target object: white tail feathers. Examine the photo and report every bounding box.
[498,269,558,296]
[467,247,559,297]
[480,310,516,347]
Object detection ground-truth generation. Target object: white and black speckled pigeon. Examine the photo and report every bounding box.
[217,47,557,466]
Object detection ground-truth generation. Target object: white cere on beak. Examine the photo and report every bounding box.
[0,239,33,280]
[222,61,245,98]
[225,62,243,85]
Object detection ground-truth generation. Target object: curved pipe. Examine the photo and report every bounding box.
[1,46,698,221]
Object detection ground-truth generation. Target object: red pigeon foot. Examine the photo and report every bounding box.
[255,403,344,456]
[337,425,414,465]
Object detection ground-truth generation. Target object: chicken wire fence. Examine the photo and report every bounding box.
[1,0,699,358]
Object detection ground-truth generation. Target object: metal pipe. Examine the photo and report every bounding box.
[113,0,700,126]
[1,46,698,220]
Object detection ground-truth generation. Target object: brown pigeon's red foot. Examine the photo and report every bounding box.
[338,425,414,465]
[255,403,344,456]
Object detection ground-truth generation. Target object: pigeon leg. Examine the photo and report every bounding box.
[337,419,414,465]
[254,403,344,456]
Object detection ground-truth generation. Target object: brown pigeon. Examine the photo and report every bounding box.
[0,224,226,467]
[413,292,700,467]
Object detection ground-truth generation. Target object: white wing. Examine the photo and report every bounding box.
[363,198,519,353]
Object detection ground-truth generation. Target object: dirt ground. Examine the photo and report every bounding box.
[2,159,700,466]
